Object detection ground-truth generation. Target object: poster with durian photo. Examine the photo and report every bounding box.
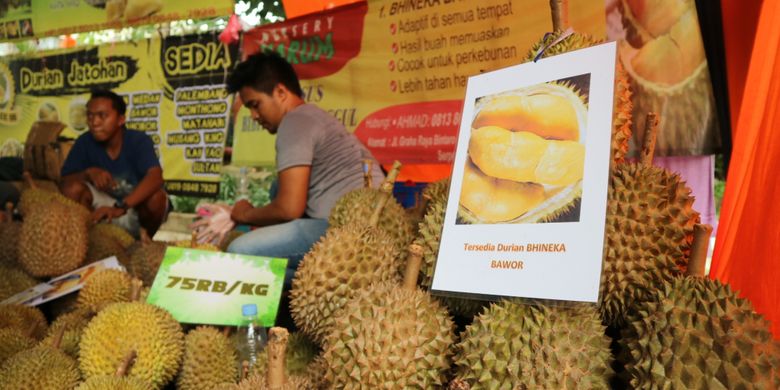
[432,41,616,303]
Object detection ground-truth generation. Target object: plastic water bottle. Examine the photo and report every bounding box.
[236,303,267,371]
[236,167,250,202]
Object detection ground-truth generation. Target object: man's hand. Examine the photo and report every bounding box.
[86,167,115,192]
[231,200,253,224]
[92,206,126,224]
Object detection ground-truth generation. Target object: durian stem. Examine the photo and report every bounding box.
[51,326,65,349]
[222,326,231,338]
[362,159,373,188]
[687,224,713,277]
[241,361,249,381]
[130,278,143,301]
[190,231,197,247]
[368,161,403,227]
[22,171,37,189]
[550,0,569,31]
[115,350,137,377]
[3,202,12,222]
[640,112,659,167]
[140,228,152,244]
[402,244,424,290]
[266,327,289,388]
[24,321,38,339]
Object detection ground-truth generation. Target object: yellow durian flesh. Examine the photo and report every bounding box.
[459,159,545,223]
[472,93,580,141]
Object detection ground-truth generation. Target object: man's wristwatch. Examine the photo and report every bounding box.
[114,199,129,210]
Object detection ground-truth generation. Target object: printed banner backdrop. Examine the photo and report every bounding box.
[22,0,234,41]
[233,0,607,167]
[0,32,239,197]
[0,1,34,42]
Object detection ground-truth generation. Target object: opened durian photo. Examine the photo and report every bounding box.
[458,74,589,224]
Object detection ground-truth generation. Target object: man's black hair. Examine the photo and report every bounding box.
[226,51,304,97]
[89,89,126,116]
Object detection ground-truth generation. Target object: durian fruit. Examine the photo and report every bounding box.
[0,304,48,340]
[126,229,168,286]
[40,307,94,359]
[251,332,318,378]
[321,245,455,388]
[76,269,132,312]
[0,328,35,365]
[233,327,313,390]
[220,230,245,252]
[79,301,184,389]
[0,264,39,302]
[618,0,715,154]
[176,326,238,390]
[524,30,633,166]
[415,196,486,318]
[328,160,415,264]
[452,301,613,389]
[18,172,90,220]
[18,200,89,278]
[620,276,780,388]
[0,203,20,266]
[0,328,81,390]
[599,117,699,326]
[290,163,403,345]
[86,223,135,265]
[76,350,153,390]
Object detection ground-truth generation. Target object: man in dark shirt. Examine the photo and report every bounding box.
[60,89,167,236]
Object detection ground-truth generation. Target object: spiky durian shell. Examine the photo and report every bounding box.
[0,264,38,302]
[76,269,132,312]
[415,198,486,319]
[251,332,318,378]
[328,188,415,263]
[0,221,20,266]
[86,223,135,266]
[17,187,56,218]
[0,345,81,389]
[171,239,220,252]
[75,376,152,390]
[525,30,633,166]
[0,304,48,340]
[0,328,35,365]
[600,162,699,326]
[322,281,455,388]
[289,224,401,345]
[126,239,167,287]
[620,277,780,388]
[220,230,245,252]
[79,302,184,389]
[422,177,451,206]
[40,308,93,359]
[452,301,613,389]
[18,201,88,277]
[232,372,312,390]
[176,326,237,390]
[305,354,327,390]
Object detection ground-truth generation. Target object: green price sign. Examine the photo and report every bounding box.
[146,247,287,327]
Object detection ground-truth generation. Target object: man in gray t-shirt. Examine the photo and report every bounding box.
[223,52,384,285]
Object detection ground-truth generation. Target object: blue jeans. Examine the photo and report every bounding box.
[227,218,329,286]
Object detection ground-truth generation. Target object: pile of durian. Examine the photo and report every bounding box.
[2,32,779,389]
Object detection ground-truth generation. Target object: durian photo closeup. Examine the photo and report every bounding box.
[458,74,590,224]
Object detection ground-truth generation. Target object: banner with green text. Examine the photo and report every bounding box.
[8,0,234,41]
[0,32,239,197]
[233,0,607,166]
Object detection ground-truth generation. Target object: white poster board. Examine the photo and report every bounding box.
[431,41,616,303]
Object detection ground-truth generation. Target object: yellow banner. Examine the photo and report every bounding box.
[0,1,34,42]
[233,0,606,166]
[0,33,239,197]
[15,0,234,40]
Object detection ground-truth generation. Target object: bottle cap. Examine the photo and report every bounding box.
[242,303,258,316]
